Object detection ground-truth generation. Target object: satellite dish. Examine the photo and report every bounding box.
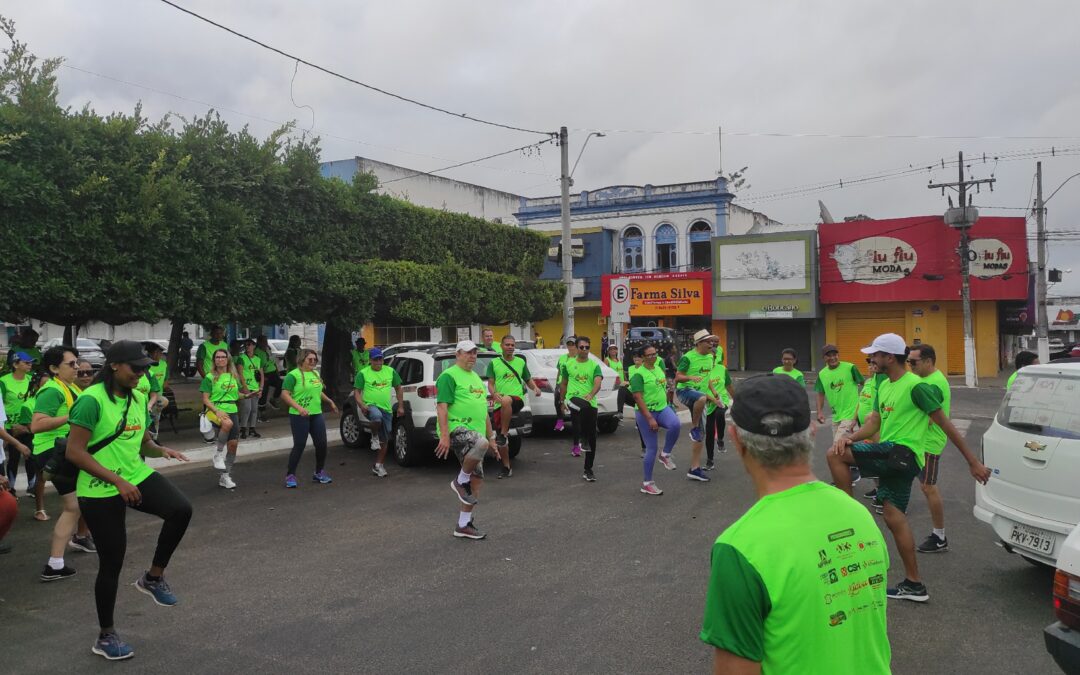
[819,200,836,224]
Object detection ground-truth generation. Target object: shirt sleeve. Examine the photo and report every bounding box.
[391,370,402,387]
[629,373,646,394]
[851,364,865,386]
[195,344,206,363]
[148,373,162,394]
[199,376,213,395]
[724,370,732,388]
[796,371,806,386]
[34,388,64,416]
[677,355,691,374]
[814,377,825,394]
[521,361,532,381]
[282,373,298,393]
[0,379,7,399]
[699,542,771,662]
[67,394,102,431]
[558,362,568,383]
[435,372,456,404]
[911,382,944,415]
[353,372,365,390]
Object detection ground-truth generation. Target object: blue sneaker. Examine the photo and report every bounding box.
[689,427,703,443]
[135,572,177,607]
[284,474,298,488]
[686,467,711,482]
[92,632,134,660]
[312,471,333,484]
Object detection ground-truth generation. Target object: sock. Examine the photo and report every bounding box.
[457,470,472,485]
[933,528,946,539]
[48,556,64,570]
[458,511,471,528]
[216,433,227,452]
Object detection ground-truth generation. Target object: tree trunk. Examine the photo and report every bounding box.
[62,324,75,345]
[168,319,184,380]
[321,323,353,406]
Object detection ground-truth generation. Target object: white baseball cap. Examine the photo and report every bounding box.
[860,333,907,356]
[456,339,478,352]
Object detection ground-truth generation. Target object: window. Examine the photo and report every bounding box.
[656,224,677,272]
[689,221,712,270]
[621,226,644,272]
[394,358,423,385]
[375,325,430,345]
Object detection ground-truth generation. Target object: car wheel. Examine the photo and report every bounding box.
[393,424,423,467]
[339,408,363,449]
[597,416,620,434]
[508,436,522,459]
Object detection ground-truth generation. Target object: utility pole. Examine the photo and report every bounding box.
[559,126,575,343]
[929,151,995,388]
[1034,162,1050,364]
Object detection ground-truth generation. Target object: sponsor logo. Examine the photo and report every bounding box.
[828,528,855,542]
[820,568,840,585]
[840,563,862,577]
[829,611,848,627]
[868,574,884,586]
[829,380,844,391]
[836,542,852,554]
[824,590,847,605]
[863,558,885,568]
[817,549,832,568]
[848,580,869,596]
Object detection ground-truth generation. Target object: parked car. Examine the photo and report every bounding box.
[974,362,1080,567]
[379,342,439,359]
[338,347,532,466]
[1046,523,1080,673]
[265,339,288,370]
[41,337,113,370]
[519,348,621,435]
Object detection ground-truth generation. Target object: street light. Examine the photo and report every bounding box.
[570,132,605,185]
[559,128,605,344]
[1035,168,1080,363]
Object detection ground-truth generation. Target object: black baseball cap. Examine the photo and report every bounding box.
[106,340,154,367]
[731,374,811,437]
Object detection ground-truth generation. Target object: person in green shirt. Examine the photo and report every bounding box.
[2,327,41,375]
[830,333,990,602]
[353,347,404,478]
[255,335,283,411]
[605,344,632,417]
[675,329,718,480]
[855,359,888,511]
[65,340,191,661]
[2,351,36,497]
[1006,350,1038,391]
[234,339,262,440]
[702,373,891,675]
[626,351,647,455]
[281,348,339,488]
[200,348,247,489]
[195,325,230,379]
[283,335,302,373]
[349,336,371,376]
[704,337,735,471]
[555,336,579,445]
[478,328,498,353]
[485,335,541,479]
[814,344,865,439]
[907,344,953,554]
[630,345,681,495]
[437,340,496,540]
[559,336,604,482]
[772,348,806,386]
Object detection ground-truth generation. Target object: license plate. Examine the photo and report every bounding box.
[1009,524,1056,554]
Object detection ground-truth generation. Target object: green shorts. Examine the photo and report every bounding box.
[850,441,921,513]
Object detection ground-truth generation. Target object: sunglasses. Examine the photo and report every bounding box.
[130,364,149,374]
[577,345,590,350]
[76,369,94,377]
[906,358,922,366]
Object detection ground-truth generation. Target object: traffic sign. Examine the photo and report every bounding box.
[610,276,631,324]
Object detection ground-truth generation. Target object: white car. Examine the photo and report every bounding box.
[1046,524,1080,672]
[379,341,439,359]
[520,349,621,435]
[974,362,1080,567]
[338,347,532,466]
[41,337,112,369]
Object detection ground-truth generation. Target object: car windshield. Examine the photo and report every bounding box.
[434,353,499,379]
[268,340,288,351]
[998,371,1080,440]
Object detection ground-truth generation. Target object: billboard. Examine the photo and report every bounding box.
[712,231,820,320]
[818,216,1028,304]
[601,272,711,317]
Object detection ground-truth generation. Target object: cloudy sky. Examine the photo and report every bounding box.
[8,0,1080,294]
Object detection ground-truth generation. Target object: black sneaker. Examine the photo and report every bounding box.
[454,523,486,540]
[583,470,597,482]
[41,564,77,582]
[863,487,878,500]
[704,461,716,471]
[239,429,248,440]
[450,480,477,506]
[497,467,512,479]
[886,579,929,602]
[850,466,862,485]
[249,429,261,439]
[917,533,949,553]
[495,433,509,447]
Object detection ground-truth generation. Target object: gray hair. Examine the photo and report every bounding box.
[733,413,814,469]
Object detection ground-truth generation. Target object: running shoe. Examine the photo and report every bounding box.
[863,487,878,500]
[284,474,298,489]
[917,533,949,554]
[703,461,716,471]
[687,467,711,482]
[495,433,509,447]
[718,442,727,454]
[372,464,388,478]
[92,632,134,661]
[886,579,929,602]
[69,535,96,553]
[249,429,261,439]
[689,427,703,443]
[219,473,236,489]
[554,419,565,432]
[312,471,333,484]
[658,454,677,471]
[454,523,486,540]
[497,467,513,479]
[135,572,178,606]
[370,434,381,450]
[850,466,862,485]
[873,498,884,515]
[571,444,582,458]
[582,469,597,482]
[40,564,76,582]
[212,449,226,471]
[450,479,477,506]
[239,429,248,440]
[640,481,663,496]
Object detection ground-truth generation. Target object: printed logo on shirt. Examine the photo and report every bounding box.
[828,528,855,542]
[830,380,845,391]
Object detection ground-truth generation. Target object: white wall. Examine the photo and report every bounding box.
[3,320,201,349]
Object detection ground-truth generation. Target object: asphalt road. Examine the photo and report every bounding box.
[1,386,1058,673]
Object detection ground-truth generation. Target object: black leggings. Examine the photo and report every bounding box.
[4,431,33,487]
[260,372,283,405]
[617,386,635,415]
[705,407,726,462]
[79,472,193,629]
[569,397,598,469]
[288,413,327,475]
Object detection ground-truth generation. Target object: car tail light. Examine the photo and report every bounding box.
[417,385,438,399]
[533,378,553,393]
[1053,570,1080,630]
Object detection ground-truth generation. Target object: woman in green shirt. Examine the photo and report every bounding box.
[200,349,247,489]
[255,335,282,410]
[234,339,262,439]
[2,351,36,501]
[283,335,301,373]
[281,349,338,488]
[772,348,806,386]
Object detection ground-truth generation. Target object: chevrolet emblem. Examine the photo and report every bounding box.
[1024,440,1047,453]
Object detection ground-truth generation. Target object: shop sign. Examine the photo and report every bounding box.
[969,238,1013,279]
[829,237,917,285]
[601,272,711,317]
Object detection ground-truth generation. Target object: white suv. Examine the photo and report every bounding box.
[338,347,532,466]
[974,362,1080,566]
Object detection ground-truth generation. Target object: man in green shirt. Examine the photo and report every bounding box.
[830,333,990,602]
[485,335,541,479]
[675,329,717,480]
[772,348,806,386]
[559,336,603,481]
[349,337,370,376]
[1006,350,1038,391]
[195,325,230,379]
[907,344,953,554]
[353,347,404,478]
[555,337,578,445]
[436,340,496,540]
[478,328,498,353]
[701,373,891,674]
[815,344,864,439]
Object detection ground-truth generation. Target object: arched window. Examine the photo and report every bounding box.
[656,223,677,272]
[689,221,712,270]
[621,226,644,272]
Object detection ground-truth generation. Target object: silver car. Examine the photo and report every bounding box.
[41,337,113,370]
[519,349,621,434]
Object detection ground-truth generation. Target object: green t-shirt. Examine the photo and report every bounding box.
[560,357,603,408]
[486,355,532,398]
[197,340,231,375]
[479,343,499,354]
[354,365,402,413]
[700,481,891,674]
[1006,371,1018,390]
[920,369,951,455]
[235,353,262,391]
[350,348,370,374]
[677,350,716,392]
[282,368,325,416]
[69,384,154,499]
[148,360,168,391]
[435,365,488,435]
[284,347,299,372]
[814,362,864,424]
[873,371,943,468]
[0,373,31,430]
[772,367,806,387]
[706,363,733,415]
[135,373,162,410]
[18,393,36,428]
[255,347,278,374]
[629,363,668,412]
[199,372,240,415]
[606,357,625,381]
[856,374,886,427]
[32,379,82,455]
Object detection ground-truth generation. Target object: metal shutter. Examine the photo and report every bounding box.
[836,311,906,363]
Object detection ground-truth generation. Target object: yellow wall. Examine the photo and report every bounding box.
[824,301,1000,377]
[533,305,604,349]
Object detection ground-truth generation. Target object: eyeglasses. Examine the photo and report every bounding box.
[76,369,94,377]
[906,358,922,366]
[577,345,590,351]
[644,352,657,358]
[61,360,78,369]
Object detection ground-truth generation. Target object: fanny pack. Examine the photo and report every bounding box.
[44,395,133,481]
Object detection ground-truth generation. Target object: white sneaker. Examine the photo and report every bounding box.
[212,449,226,471]
[219,473,236,489]
[372,464,388,478]
[658,454,677,471]
[370,435,381,450]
